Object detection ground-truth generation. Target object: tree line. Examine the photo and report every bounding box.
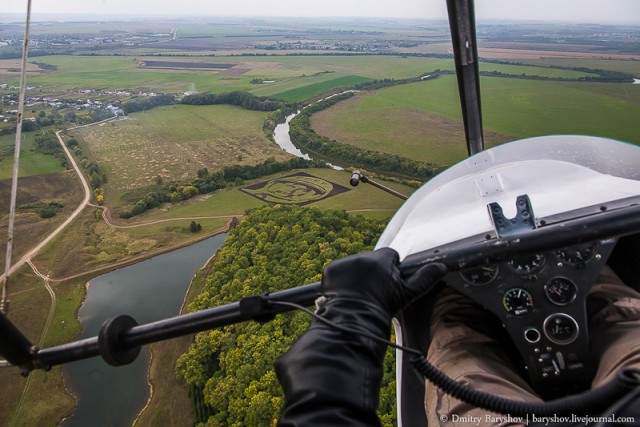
[121,94,176,114]
[77,91,288,117]
[481,58,635,83]
[65,137,108,190]
[181,91,286,112]
[176,205,398,426]
[33,131,69,169]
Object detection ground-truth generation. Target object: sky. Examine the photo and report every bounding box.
[2,0,640,23]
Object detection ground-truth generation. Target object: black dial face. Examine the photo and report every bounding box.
[544,277,577,305]
[555,243,596,266]
[502,288,534,316]
[544,314,579,344]
[507,253,545,275]
[460,265,498,286]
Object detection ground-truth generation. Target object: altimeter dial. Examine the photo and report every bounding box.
[555,243,596,266]
[507,253,545,275]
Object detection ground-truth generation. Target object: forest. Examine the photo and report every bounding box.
[176,205,400,427]
[181,92,286,112]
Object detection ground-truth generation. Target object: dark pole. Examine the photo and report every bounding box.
[0,312,35,372]
[446,0,484,156]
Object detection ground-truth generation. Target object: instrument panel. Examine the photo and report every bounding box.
[445,238,617,398]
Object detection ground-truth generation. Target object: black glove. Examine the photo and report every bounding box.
[322,247,447,317]
[276,248,446,426]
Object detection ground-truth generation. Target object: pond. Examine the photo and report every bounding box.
[62,233,228,427]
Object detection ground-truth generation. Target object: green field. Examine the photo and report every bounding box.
[311,74,640,167]
[0,132,66,179]
[145,168,410,221]
[16,55,453,100]
[478,62,597,79]
[261,74,370,103]
[518,57,640,76]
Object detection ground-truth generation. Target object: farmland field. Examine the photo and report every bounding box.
[14,54,603,105]
[311,73,640,167]
[69,104,291,205]
[517,57,640,76]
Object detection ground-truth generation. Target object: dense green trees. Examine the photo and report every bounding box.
[181,92,285,112]
[33,130,70,168]
[121,94,176,114]
[176,205,394,426]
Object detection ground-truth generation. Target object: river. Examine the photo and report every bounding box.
[273,112,312,160]
[272,92,358,170]
[62,233,227,427]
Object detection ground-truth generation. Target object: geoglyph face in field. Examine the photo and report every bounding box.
[240,172,349,206]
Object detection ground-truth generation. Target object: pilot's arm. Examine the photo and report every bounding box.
[275,248,446,426]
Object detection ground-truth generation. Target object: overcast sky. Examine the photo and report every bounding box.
[3,0,640,23]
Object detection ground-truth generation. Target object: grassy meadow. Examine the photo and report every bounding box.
[311,73,640,167]
[0,133,66,179]
[68,104,290,208]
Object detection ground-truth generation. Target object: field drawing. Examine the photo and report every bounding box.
[240,172,350,206]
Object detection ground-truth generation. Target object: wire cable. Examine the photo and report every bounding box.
[1,0,32,315]
[270,300,423,357]
[270,298,638,419]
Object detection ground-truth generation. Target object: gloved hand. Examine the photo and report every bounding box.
[321,247,447,319]
[276,248,446,426]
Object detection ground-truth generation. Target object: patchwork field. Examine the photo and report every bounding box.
[12,54,604,104]
[0,59,46,79]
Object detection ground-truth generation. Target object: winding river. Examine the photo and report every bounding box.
[272,92,357,169]
[273,112,312,160]
[62,234,227,427]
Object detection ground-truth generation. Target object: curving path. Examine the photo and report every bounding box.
[0,130,91,282]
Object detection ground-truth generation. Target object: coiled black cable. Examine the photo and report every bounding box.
[411,354,639,418]
[272,299,640,419]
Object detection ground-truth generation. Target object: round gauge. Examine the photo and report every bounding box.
[507,253,545,275]
[502,288,534,316]
[459,265,498,286]
[544,277,577,305]
[544,314,579,344]
[555,243,596,266]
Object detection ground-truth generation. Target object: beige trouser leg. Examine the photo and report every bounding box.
[425,288,539,427]
[588,267,640,386]
[425,266,640,427]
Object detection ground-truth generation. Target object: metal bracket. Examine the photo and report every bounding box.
[488,194,536,238]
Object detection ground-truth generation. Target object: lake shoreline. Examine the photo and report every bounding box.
[134,241,222,426]
[51,219,237,284]
[61,228,233,427]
